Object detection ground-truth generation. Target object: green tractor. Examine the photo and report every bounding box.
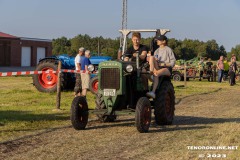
[70,29,175,133]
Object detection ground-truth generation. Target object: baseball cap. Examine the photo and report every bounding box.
[155,35,168,41]
[79,47,85,52]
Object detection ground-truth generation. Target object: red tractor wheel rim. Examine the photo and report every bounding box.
[92,80,98,92]
[38,67,57,89]
[143,106,151,125]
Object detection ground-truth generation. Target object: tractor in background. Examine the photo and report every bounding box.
[33,54,111,93]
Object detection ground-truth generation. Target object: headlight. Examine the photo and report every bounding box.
[88,64,94,72]
[126,65,133,73]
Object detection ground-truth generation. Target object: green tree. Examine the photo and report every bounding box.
[52,37,71,55]
[228,44,240,60]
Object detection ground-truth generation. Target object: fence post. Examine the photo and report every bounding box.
[56,61,62,110]
[184,62,187,87]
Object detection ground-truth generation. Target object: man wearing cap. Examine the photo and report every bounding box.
[74,47,85,96]
[146,35,176,99]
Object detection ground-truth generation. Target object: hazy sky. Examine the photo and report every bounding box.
[1,0,240,51]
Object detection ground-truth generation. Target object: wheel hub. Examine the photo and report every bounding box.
[46,75,53,81]
[38,67,57,89]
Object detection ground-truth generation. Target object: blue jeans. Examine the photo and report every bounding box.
[218,70,224,82]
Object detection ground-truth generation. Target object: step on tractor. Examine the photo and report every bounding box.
[33,54,112,94]
[71,29,176,133]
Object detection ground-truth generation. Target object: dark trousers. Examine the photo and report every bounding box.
[229,71,236,85]
[199,71,203,80]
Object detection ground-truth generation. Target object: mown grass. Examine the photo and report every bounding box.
[0,76,96,142]
[0,76,237,143]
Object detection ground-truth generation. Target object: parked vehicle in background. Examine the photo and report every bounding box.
[33,54,112,93]
[172,57,216,81]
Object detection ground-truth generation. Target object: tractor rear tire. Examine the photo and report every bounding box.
[135,97,151,133]
[71,96,89,130]
[33,60,62,92]
[154,80,175,125]
[89,76,98,94]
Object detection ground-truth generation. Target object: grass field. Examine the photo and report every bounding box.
[0,76,239,159]
[0,76,237,142]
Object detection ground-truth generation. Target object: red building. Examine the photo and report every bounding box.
[0,32,52,67]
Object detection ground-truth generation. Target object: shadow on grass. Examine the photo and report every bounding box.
[175,88,222,105]
[85,115,240,132]
[0,110,69,123]
[174,115,240,125]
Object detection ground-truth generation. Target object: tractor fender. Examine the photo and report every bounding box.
[39,56,59,64]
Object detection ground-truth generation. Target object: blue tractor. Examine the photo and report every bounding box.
[32,54,112,93]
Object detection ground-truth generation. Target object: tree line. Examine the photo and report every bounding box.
[52,34,239,61]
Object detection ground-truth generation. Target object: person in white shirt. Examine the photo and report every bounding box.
[74,47,85,96]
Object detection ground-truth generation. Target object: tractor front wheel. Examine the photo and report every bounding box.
[135,97,152,133]
[71,96,89,130]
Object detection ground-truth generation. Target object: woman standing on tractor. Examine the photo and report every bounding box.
[146,35,176,99]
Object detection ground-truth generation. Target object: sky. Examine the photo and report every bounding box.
[1,0,240,52]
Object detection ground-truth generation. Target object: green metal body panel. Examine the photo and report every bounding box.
[98,60,144,114]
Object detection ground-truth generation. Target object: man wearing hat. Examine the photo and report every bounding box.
[74,47,85,96]
[146,35,176,99]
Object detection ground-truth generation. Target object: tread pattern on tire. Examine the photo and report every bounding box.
[154,80,175,125]
[135,97,151,133]
[71,96,89,130]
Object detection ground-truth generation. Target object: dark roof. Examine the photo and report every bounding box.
[0,32,18,38]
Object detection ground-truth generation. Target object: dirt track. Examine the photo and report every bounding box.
[0,86,240,160]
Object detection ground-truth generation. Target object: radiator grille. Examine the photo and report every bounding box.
[100,68,120,90]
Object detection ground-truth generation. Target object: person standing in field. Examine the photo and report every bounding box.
[216,55,224,83]
[206,58,213,81]
[74,47,85,97]
[80,50,92,98]
[229,54,238,86]
[198,57,205,81]
[223,57,230,81]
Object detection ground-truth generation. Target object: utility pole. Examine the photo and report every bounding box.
[120,0,127,47]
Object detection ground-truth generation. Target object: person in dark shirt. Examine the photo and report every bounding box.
[123,32,149,90]
[124,32,148,62]
[229,55,238,86]
[206,58,213,81]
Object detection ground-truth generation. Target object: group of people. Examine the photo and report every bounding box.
[217,55,238,85]
[120,32,176,99]
[74,32,238,101]
[74,47,92,98]
[198,55,238,85]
